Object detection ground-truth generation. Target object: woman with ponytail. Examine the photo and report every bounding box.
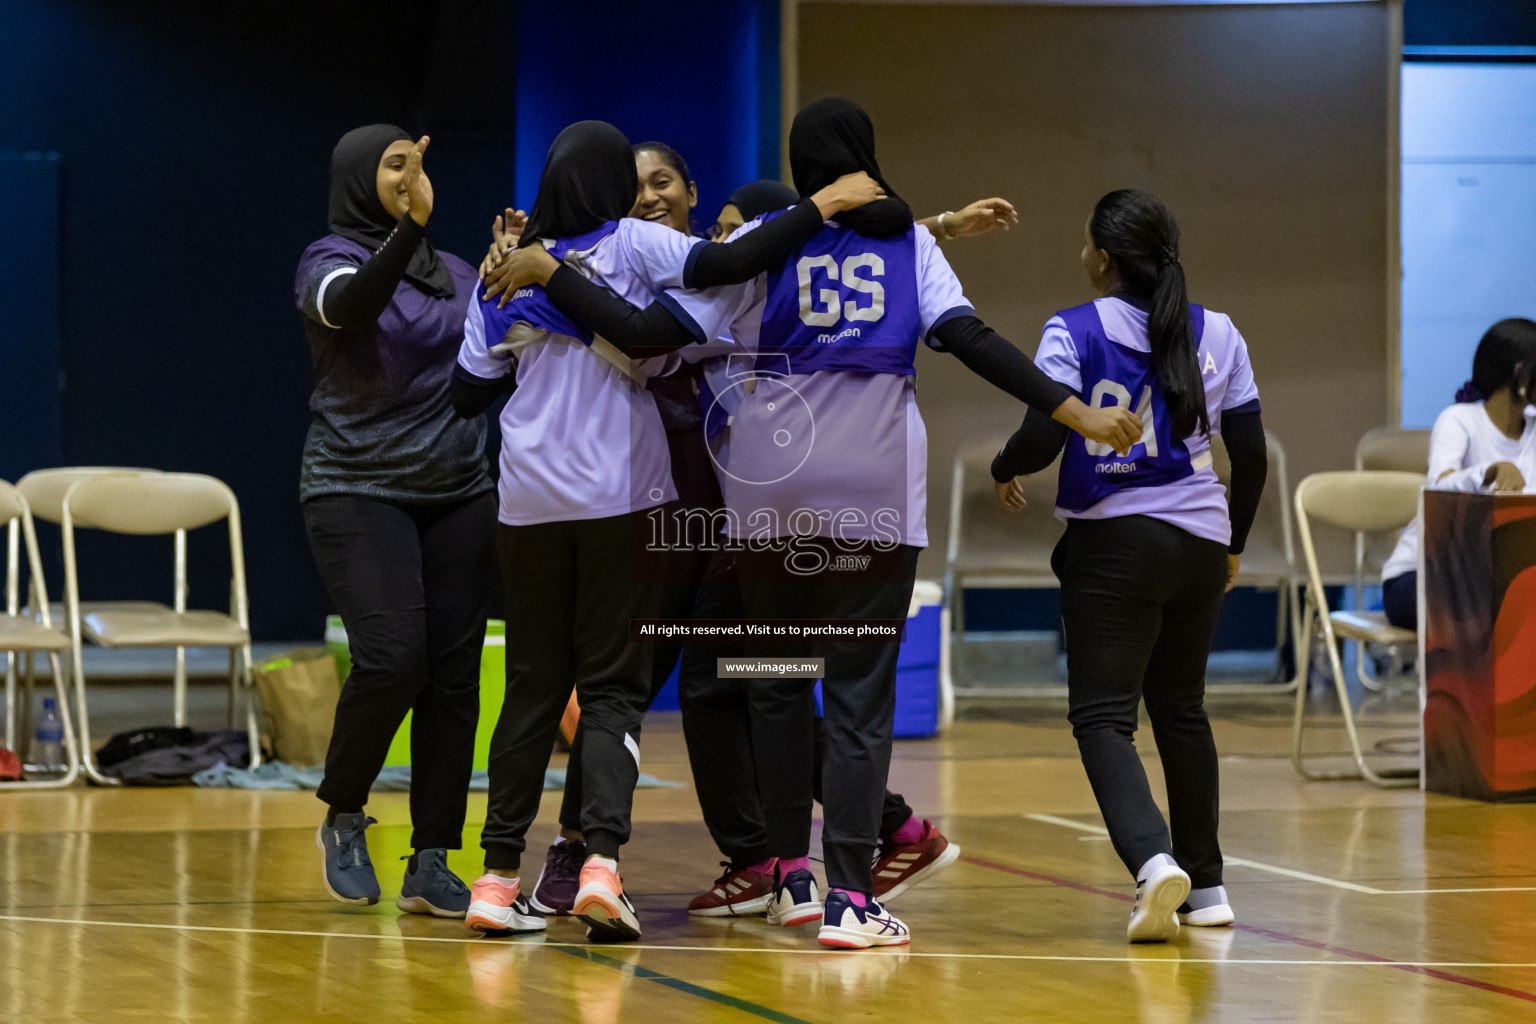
[992,189,1269,943]
[1378,318,1536,630]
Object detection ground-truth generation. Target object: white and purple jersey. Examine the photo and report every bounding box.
[1036,296,1260,546]
[668,220,973,548]
[457,218,708,526]
[757,217,923,375]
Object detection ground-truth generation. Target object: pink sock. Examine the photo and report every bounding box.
[779,856,810,877]
[891,815,926,846]
[745,857,777,875]
[832,887,868,907]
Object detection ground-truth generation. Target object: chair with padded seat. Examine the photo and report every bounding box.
[1291,470,1425,787]
[61,472,261,784]
[1,480,81,789]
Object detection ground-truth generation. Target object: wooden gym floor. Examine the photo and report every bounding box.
[3,693,1535,1023]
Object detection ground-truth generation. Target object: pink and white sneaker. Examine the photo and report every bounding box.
[466,876,547,935]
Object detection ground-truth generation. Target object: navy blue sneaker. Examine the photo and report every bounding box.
[765,867,822,927]
[316,812,380,905]
[818,890,910,949]
[396,849,471,918]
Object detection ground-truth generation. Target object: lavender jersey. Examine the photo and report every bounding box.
[758,220,922,376]
[457,218,705,526]
[663,221,973,548]
[1055,300,1206,512]
[1036,296,1260,546]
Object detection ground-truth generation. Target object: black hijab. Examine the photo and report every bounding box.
[727,180,800,223]
[518,121,639,248]
[328,124,455,299]
[788,98,913,238]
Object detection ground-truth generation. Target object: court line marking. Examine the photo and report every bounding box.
[3,912,1536,968]
[1024,814,1536,895]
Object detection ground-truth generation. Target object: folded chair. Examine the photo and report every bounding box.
[1291,470,1425,787]
[61,472,261,784]
[1,480,81,789]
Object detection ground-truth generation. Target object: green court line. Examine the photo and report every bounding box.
[551,945,817,1024]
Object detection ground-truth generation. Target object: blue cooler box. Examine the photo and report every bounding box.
[894,581,943,738]
[816,580,943,739]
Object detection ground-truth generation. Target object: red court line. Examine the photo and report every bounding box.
[958,854,1536,1005]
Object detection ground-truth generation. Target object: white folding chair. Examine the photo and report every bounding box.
[1352,428,1432,691]
[13,468,171,741]
[1206,429,1304,693]
[61,472,261,784]
[1291,470,1424,787]
[941,438,1067,717]
[1,480,81,789]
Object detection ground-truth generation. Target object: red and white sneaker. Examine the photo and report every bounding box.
[765,867,823,927]
[818,891,910,949]
[573,858,642,942]
[466,876,547,935]
[688,862,775,917]
[871,819,960,903]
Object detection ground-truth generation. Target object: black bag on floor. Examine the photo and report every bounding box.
[98,729,250,786]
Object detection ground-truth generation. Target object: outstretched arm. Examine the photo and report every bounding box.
[932,315,1141,454]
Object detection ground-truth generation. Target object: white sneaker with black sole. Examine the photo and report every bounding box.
[1127,862,1190,943]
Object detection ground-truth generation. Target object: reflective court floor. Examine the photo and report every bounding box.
[3,692,1535,1023]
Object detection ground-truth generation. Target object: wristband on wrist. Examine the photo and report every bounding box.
[937,211,955,241]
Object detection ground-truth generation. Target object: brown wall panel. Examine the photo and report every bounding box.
[797,1,1392,576]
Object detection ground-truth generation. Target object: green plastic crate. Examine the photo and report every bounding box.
[325,616,505,770]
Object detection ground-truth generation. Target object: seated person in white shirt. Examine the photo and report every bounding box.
[1381,318,1536,629]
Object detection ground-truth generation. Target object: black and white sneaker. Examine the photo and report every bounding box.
[818,891,910,949]
[1128,862,1190,943]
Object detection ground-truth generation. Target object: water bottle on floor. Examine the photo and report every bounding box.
[26,698,66,778]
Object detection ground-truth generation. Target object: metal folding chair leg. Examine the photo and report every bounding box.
[1291,595,1418,788]
[69,629,118,786]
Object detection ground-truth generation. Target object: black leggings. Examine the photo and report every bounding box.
[1382,572,1417,631]
[738,538,921,892]
[1053,516,1228,889]
[481,512,659,868]
[304,491,495,851]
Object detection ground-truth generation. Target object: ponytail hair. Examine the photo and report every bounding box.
[1089,189,1209,439]
[1458,317,1536,403]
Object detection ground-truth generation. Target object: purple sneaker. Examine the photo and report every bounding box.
[529,837,586,915]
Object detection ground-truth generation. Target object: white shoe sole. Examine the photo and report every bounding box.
[315,825,377,906]
[574,882,641,941]
[396,895,468,919]
[818,925,911,949]
[689,893,774,917]
[1127,866,1190,943]
[878,840,961,904]
[465,899,547,934]
[1179,904,1235,927]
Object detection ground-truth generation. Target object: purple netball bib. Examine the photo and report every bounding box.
[757,220,922,376]
[1055,300,1206,513]
[477,222,622,347]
